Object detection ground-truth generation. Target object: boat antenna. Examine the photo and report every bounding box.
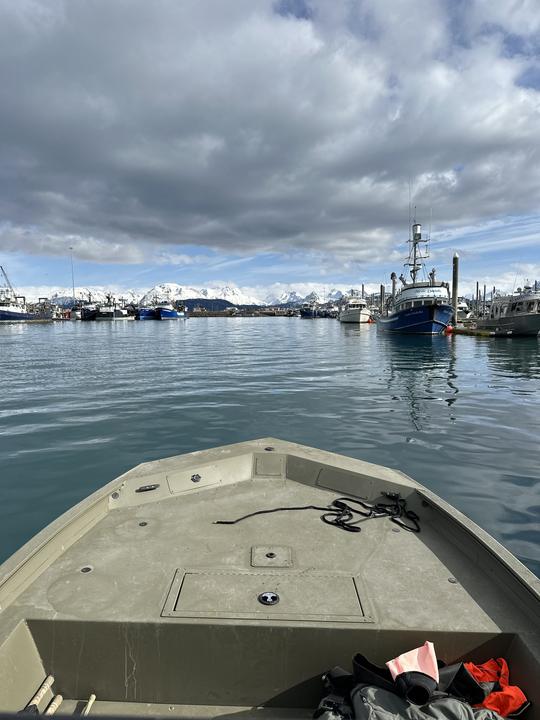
[69,247,76,303]
[408,177,412,242]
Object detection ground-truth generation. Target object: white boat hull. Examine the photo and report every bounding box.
[339,307,371,323]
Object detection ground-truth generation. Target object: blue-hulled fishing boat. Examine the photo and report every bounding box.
[0,266,39,322]
[156,302,186,320]
[136,304,186,320]
[136,307,158,320]
[377,222,453,335]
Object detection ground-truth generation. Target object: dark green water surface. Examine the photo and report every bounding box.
[1,319,539,576]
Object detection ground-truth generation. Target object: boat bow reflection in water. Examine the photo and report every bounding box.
[380,334,459,432]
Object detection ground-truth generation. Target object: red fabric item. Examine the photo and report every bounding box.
[464,658,528,717]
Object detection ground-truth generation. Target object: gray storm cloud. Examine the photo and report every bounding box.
[0,0,539,264]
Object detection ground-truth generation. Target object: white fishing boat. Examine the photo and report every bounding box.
[339,296,371,323]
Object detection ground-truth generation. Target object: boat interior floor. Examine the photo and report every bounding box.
[0,439,538,717]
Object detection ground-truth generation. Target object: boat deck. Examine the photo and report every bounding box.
[0,440,539,716]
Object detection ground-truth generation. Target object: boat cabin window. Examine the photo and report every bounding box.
[511,303,516,311]
[515,302,524,312]
[413,301,422,307]
[527,301,535,312]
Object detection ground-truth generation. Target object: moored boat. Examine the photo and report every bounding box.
[0,266,39,322]
[156,302,185,320]
[136,306,158,320]
[299,301,323,318]
[95,303,115,320]
[377,223,453,334]
[113,306,134,320]
[476,284,540,336]
[0,438,538,715]
[339,296,371,323]
[80,303,98,321]
[83,295,135,321]
[456,298,472,322]
[94,294,126,320]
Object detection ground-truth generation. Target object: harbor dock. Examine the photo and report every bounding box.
[448,326,516,338]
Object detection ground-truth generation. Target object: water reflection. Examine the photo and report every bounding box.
[486,337,540,380]
[379,334,458,431]
[0,319,538,577]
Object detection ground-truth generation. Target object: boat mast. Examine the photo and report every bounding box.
[0,265,15,295]
[406,221,428,285]
[69,247,76,304]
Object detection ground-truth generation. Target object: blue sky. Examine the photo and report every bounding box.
[1,0,539,299]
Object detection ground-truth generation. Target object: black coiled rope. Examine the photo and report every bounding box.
[214,491,420,533]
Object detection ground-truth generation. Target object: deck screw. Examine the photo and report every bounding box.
[264,446,274,451]
[191,474,201,483]
[139,521,148,527]
[266,552,276,559]
[111,492,119,499]
[448,577,458,584]
[80,566,93,573]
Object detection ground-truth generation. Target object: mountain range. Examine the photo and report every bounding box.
[17,283,368,307]
[138,283,261,306]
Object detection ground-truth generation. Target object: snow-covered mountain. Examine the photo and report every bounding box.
[267,290,305,305]
[264,287,352,306]
[17,282,379,307]
[303,291,320,304]
[139,283,261,306]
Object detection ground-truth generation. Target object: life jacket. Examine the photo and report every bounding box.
[315,666,504,720]
[463,659,528,718]
[314,654,529,720]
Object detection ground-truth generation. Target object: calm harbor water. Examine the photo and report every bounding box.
[1,318,539,576]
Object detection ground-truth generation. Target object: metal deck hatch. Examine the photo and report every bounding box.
[162,569,373,623]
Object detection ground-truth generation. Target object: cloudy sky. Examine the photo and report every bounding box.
[1,0,539,297]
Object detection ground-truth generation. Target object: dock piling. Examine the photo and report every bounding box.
[452,254,459,324]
